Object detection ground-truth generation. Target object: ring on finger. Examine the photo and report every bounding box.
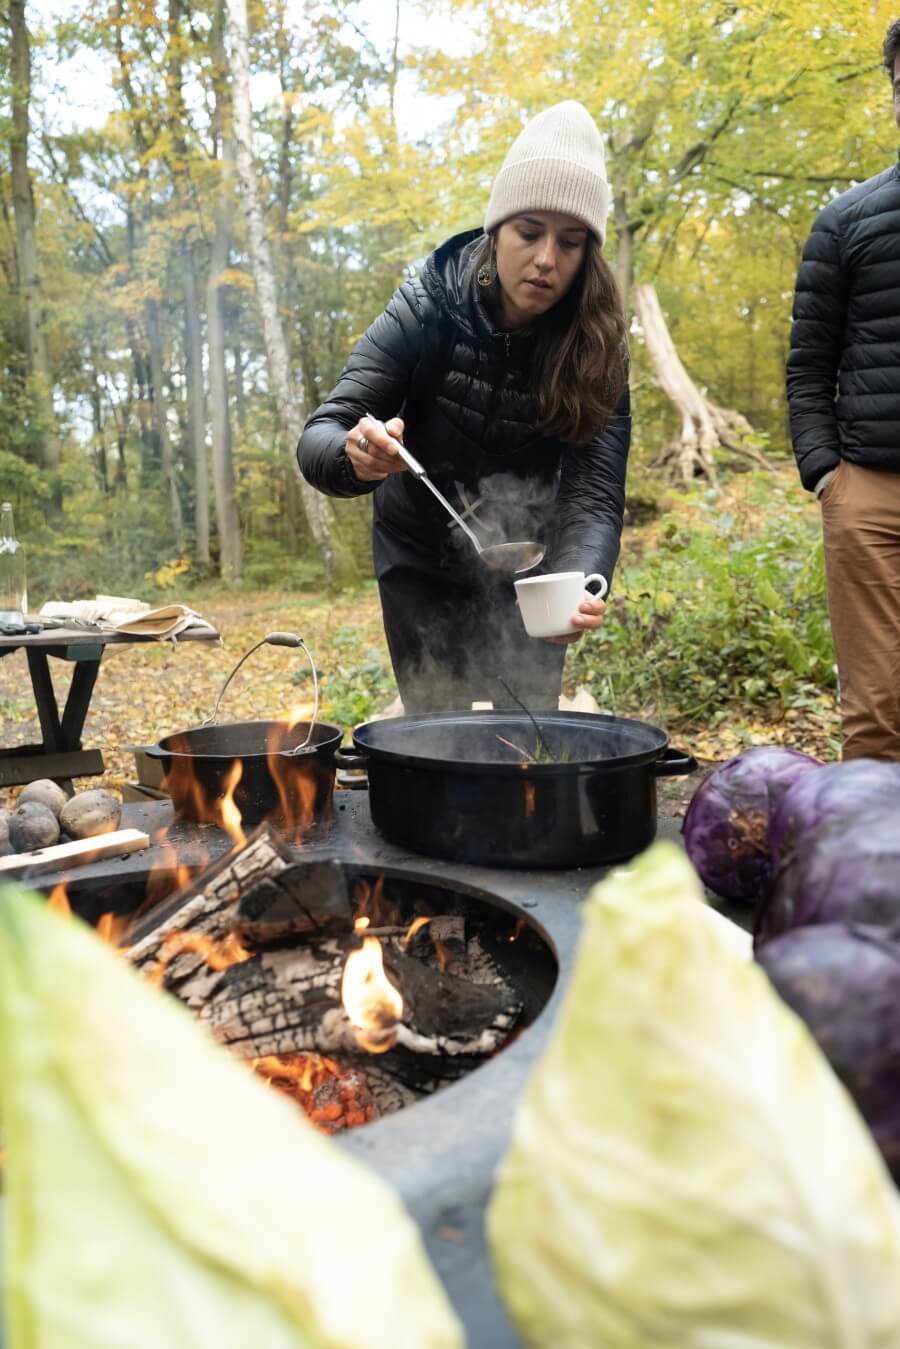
[356,434,369,452]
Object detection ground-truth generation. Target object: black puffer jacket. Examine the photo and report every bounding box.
[787,157,900,491]
[298,229,631,585]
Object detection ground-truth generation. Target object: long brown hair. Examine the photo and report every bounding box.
[471,231,628,443]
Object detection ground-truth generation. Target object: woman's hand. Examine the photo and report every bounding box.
[345,414,406,482]
[543,594,607,646]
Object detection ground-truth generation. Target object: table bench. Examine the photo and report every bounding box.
[0,624,220,790]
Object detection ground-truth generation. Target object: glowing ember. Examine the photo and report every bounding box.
[248,1052,378,1133]
[341,936,403,1053]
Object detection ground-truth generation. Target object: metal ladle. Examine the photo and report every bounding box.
[364,414,543,574]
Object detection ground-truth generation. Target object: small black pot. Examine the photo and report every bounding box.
[145,720,342,830]
[335,710,696,869]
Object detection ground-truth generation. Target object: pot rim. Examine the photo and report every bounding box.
[351,709,671,775]
[151,719,343,761]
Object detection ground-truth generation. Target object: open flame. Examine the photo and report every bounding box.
[341,935,403,1053]
[47,883,72,916]
[147,928,251,986]
[266,716,322,838]
[162,750,246,845]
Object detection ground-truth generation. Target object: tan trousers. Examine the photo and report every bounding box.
[821,461,900,760]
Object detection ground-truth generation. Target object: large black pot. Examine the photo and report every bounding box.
[145,720,342,830]
[335,710,696,869]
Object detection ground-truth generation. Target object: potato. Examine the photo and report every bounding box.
[18,778,69,819]
[9,801,61,853]
[60,789,122,840]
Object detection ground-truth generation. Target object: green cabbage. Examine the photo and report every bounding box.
[488,842,900,1348]
[0,885,463,1349]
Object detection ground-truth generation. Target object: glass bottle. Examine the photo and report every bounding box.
[0,501,27,626]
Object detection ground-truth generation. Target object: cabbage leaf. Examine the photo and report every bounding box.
[488,842,900,1348]
[0,885,463,1349]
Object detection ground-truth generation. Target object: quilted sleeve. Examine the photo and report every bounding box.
[786,201,848,491]
[297,282,428,498]
[548,385,631,590]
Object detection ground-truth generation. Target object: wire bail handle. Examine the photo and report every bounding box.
[201,631,320,751]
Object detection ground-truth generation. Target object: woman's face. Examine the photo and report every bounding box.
[493,211,589,330]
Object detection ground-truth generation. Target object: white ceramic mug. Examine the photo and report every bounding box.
[514,571,608,638]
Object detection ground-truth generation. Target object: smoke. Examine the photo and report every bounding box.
[446,470,558,552]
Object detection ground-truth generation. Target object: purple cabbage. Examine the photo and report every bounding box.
[681,746,821,903]
[757,923,900,1178]
[768,758,900,871]
[758,805,900,942]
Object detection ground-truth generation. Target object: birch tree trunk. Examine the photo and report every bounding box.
[9,0,59,473]
[207,0,242,583]
[634,282,772,485]
[226,0,347,584]
[181,242,210,566]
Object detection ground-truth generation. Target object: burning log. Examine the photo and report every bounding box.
[164,932,521,1069]
[126,825,299,982]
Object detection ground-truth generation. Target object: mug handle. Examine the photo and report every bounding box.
[583,573,609,599]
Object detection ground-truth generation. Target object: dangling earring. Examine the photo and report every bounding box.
[477,243,497,288]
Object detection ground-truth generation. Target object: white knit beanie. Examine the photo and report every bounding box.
[484,101,610,243]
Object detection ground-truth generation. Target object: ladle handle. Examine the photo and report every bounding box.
[363,409,484,555]
[396,444,426,479]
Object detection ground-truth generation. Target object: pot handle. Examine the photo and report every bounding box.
[652,747,698,777]
[334,746,369,791]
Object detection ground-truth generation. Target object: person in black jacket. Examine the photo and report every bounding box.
[299,101,630,714]
[786,19,900,760]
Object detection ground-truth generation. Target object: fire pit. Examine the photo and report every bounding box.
[15,791,745,1347]
[109,839,559,1135]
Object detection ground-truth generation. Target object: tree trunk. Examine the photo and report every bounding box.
[146,297,185,545]
[90,363,109,493]
[226,0,349,586]
[634,282,771,484]
[612,191,634,315]
[231,334,247,431]
[207,0,242,583]
[8,0,59,473]
[181,241,210,566]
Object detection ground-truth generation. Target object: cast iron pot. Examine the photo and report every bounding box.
[334,710,697,869]
[144,720,342,830]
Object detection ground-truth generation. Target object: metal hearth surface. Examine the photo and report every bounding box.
[1,791,750,1348]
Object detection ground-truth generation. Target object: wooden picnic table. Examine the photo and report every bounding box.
[0,623,220,790]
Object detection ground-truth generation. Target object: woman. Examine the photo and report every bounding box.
[298,100,630,714]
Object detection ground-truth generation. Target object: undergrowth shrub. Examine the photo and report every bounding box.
[570,475,834,726]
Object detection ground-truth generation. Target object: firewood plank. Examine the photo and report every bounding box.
[0,828,150,876]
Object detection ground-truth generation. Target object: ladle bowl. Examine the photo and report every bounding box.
[478,540,545,573]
